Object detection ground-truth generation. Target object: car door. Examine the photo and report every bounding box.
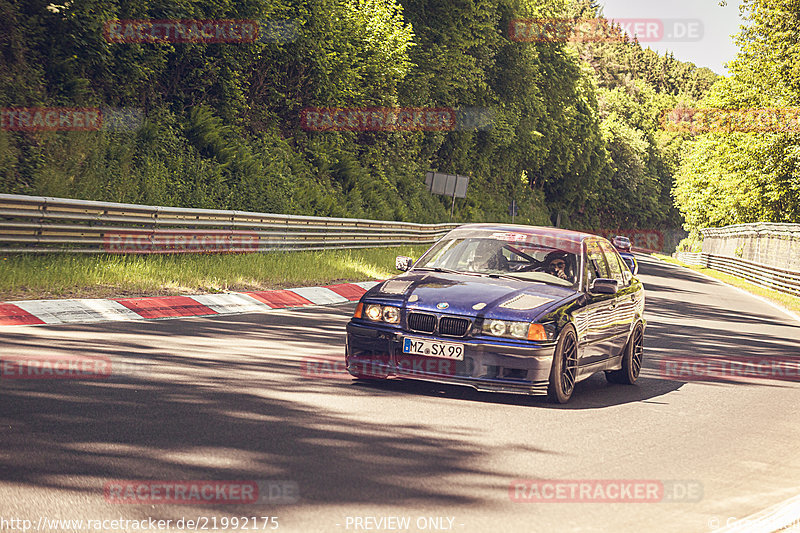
[573,239,618,366]
[614,243,644,348]
[598,240,633,356]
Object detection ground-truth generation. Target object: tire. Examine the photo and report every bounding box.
[605,322,644,385]
[547,325,579,404]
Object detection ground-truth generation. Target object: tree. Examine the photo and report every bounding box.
[673,0,800,229]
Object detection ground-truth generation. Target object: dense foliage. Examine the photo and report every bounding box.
[0,0,715,229]
[673,0,800,230]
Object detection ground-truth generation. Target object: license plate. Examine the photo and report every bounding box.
[402,337,464,360]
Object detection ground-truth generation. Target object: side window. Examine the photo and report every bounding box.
[585,240,610,285]
[613,252,633,285]
[599,241,625,285]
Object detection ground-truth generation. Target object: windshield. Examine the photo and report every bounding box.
[414,230,580,288]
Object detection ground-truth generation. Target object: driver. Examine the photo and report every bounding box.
[543,251,572,281]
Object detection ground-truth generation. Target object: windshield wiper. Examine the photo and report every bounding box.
[485,272,526,281]
[412,267,483,276]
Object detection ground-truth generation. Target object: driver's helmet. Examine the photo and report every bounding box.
[543,250,573,281]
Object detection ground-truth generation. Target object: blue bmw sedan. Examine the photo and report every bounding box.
[345,224,645,403]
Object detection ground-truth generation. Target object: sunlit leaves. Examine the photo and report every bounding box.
[673,0,800,229]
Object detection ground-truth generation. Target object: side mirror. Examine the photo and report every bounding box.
[396,256,414,271]
[589,278,618,294]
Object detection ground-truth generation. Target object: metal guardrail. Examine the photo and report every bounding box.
[673,252,800,297]
[674,251,706,266]
[0,194,460,253]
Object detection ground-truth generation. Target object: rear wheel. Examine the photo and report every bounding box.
[605,322,644,384]
[547,325,579,404]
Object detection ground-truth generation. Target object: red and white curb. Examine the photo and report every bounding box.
[0,281,379,327]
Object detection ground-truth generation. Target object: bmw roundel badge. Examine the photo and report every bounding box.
[436,302,449,310]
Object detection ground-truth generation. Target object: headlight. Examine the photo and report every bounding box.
[361,303,401,324]
[483,319,528,339]
[382,306,400,324]
[483,319,550,340]
[508,322,529,338]
[365,304,383,321]
[488,319,507,336]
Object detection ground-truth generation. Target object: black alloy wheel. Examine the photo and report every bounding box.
[547,325,579,404]
[606,322,644,385]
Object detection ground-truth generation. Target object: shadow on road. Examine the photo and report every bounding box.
[639,258,800,391]
[0,307,516,519]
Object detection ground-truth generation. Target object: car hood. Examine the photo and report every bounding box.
[366,271,579,320]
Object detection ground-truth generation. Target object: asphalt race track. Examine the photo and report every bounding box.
[2,256,800,533]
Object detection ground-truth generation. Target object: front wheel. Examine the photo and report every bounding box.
[605,322,644,384]
[547,325,579,404]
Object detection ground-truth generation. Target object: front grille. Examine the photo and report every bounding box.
[439,316,470,337]
[408,312,436,333]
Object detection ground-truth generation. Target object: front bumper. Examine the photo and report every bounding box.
[345,321,556,395]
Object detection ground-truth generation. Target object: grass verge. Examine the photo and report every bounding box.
[654,253,800,315]
[0,246,431,301]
